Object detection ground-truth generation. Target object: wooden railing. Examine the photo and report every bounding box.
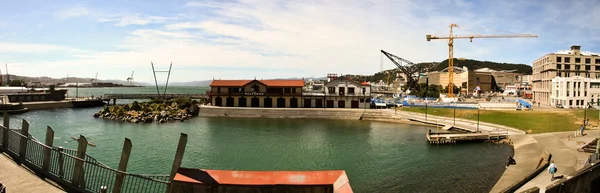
[0,114,172,193]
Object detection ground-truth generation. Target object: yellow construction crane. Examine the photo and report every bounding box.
[426,23,538,97]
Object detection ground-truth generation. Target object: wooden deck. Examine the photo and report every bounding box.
[103,94,208,99]
[426,130,508,144]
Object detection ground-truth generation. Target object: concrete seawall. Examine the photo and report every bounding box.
[21,101,74,110]
[199,106,373,120]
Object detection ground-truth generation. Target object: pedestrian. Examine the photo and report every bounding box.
[580,124,585,136]
[506,156,516,168]
[548,161,557,180]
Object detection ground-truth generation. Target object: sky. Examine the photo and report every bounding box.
[0,0,599,84]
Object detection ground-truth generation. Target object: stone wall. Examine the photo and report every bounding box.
[199,106,370,120]
[21,101,73,110]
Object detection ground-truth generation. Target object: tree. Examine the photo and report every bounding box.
[8,80,27,87]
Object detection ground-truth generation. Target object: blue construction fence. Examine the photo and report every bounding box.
[402,101,478,109]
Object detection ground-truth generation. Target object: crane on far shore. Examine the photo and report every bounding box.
[127,71,135,86]
[426,23,538,97]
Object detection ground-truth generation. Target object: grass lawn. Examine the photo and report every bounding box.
[400,107,586,134]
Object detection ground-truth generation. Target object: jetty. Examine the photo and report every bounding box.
[103,94,208,105]
[426,129,508,144]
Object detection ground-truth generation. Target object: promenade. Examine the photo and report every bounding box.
[0,153,64,193]
[514,130,599,192]
[375,109,526,135]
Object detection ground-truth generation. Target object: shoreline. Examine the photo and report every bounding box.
[199,106,599,192]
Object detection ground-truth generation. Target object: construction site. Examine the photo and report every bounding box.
[370,23,537,110]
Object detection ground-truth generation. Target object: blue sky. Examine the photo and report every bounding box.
[0,0,599,84]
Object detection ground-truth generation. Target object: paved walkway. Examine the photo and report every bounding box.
[514,130,599,192]
[0,153,65,193]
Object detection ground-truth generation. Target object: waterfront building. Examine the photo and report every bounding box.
[533,45,600,106]
[209,79,304,108]
[550,76,600,108]
[424,66,496,95]
[321,78,371,108]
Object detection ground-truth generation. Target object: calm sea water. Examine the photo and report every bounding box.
[9,87,511,193]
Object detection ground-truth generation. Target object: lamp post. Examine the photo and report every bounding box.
[477,105,480,133]
[453,104,456,126]
[425,102,428,121]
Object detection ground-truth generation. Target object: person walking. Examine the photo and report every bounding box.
[580,124,585,136]
[548,161,557,180]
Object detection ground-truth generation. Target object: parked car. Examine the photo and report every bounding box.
[556,104,564,108]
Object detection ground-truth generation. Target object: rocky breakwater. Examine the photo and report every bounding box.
[93,98,200,123]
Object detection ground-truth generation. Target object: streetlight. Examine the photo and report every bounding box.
[477,104,480,133]
[425,102,428,121]
[453,103,456,126]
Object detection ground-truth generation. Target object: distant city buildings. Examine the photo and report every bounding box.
[532,45,600,108]
[421,66,524,96]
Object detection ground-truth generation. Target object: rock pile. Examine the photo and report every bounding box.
[93,98,200,124]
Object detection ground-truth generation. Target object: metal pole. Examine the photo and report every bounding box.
[453,105,456,126]
[425,103,428,121]
[151,62,161,96]
[477,108,480,133]
[163,62,173,96]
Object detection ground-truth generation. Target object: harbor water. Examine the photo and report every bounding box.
[9,87,511,193]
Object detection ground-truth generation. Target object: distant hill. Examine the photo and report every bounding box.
[339,59,531,83]
[3,74,150,86]
[435,59,532,74]
[171,77,328,86]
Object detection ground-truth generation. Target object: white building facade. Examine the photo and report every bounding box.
[319,79,371,108]
[550,76,600,108]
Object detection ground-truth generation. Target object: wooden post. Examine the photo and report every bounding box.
[72,135,88,187]
[58,146,65,177]
[19,119,29,158]
[42,126,55,171]
[2,112,9,147]
[167,133,188,193]
[113,138,132,193]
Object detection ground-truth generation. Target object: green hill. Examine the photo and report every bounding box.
[340,59,531,83]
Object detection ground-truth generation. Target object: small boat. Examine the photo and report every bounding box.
[71,136,96,147]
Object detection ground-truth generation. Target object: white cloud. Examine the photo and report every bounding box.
[98,14,171,26]
[0,43,85,54]
[55,5,91,20]
[8,0,600,83]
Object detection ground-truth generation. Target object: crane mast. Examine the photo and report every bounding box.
[426,23,538,98]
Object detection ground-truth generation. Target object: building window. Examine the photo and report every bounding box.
[575,65,581,70]
[251,84,260,92]
[585,91,587,96]
[586,58,591,64]
[557,64,562,69]
[565,64,571,69]
[348,87,355,94]
[586,65,591,70]
[566,57,571,63]
[575,72,580,76]
[586,73,591,78]
[596,59,600,64]
[217,87,221,93]
[576,58,581,63]
[557,57,562,62]
[328,87,336,94]
[569,100,573,106]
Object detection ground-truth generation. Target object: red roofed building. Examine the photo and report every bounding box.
[170,168,353,193]
[208,79,305,108]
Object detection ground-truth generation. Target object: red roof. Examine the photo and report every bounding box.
[209,79,304,87]
[173,168,352,192]
[260,80,305,87]
[360,82,371,86]
[209,80,251,87]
